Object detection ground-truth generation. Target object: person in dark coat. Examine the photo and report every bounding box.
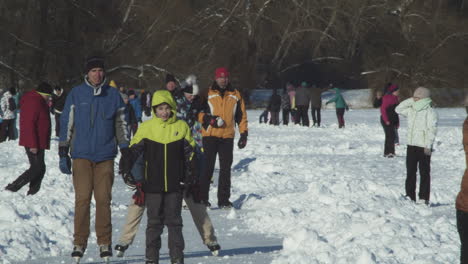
[268,89,282,125]
[310,84,326,127]
[5,82,52,195]
[281,86,291,125]
[51,86,67,137]
[294,81,311,126]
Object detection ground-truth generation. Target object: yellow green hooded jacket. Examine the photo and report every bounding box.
[129,90,195,193]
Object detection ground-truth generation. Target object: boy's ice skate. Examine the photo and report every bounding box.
[99,244,112,263]
[115,243,129,257]
[71,245,85,264]
[207,242,221,256]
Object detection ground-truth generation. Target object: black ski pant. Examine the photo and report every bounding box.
[146,191,184,262]
[282,109,290,125]
[0,119,15,142]
[8,147,46,194]
[201,137,234,205]
[336,108,345,128]
[458,210,468,264]
[295,105,309,126]
[55,113,61,137]
[311,107,321,126]
[259,110,268,124]
[381,117,396,155]
[270,111,280,125]
[405,145,431,201]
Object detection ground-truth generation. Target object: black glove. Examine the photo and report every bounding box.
[58,146,72,174]
[132,182,145,206]
[121,172,137,189]
[238,132,248,149]
[118,148,132,174]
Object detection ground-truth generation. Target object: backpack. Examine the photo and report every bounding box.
[8,97,16,111]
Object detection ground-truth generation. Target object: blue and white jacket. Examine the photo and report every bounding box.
[59,77,129,162]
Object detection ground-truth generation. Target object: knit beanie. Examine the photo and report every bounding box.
[387,84,399,93]
[215,67,229,79]
[127,89,135,96]
[85,56,105,73]
[36,82,53,95]
[165,73,176,84]
[413,87,431,99]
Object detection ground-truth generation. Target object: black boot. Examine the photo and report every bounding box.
[5,175,30,192]
[171,257,184,264]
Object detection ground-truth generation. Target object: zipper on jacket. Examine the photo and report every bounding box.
[164,144,168,192]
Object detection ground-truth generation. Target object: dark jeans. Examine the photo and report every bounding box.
[405,145,431,201]
[270,111,280,125]
[295,105,309,126]
[0,119,15,142]
[458,210,468,264]
[7,147,46,194]
[336,108,345,128]
[201,137,234,205]
[55,113,61,137]
[381,117,396,155]
[282,109,290,125]
[311,107,321,126]
[146,192,184,262]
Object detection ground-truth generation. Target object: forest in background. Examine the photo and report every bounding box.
[0,0,467,105]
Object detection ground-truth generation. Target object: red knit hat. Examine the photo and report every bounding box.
[215,67,229,79]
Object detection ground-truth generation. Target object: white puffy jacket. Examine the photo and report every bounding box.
[395,98,438,149]
[0,91,16,120]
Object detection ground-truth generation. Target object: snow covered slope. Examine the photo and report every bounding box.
[1,107,465,263]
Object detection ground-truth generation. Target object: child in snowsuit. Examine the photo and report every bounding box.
[118,90,195,264]
[395,87,437,204]
[326,87,349,128]
[380,84,400,157]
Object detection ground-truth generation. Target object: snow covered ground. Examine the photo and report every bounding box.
[1,106,466,264]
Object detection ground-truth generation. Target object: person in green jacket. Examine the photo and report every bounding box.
[325,87,349,128]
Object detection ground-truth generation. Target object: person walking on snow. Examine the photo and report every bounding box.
[286,83,297,124]
[5,82,52,195]
[380,84,400,157]
[58,56,130,261]
[51,86,67,137]
[456,96,468,263]
[268,89,282,125]
[326,86,349,128]
[310,84,327,127]
[395,87,437,205]
[294,81,311,126]
[198,67,248,209]
[281,85,292,125]
[118,90,195,264]
[0,86,18,142]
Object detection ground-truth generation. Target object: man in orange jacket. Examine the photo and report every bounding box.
[198,67,248,209]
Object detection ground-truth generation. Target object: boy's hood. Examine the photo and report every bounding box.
[151,90,177,123]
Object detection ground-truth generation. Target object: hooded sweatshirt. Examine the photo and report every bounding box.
[395,98,437,149]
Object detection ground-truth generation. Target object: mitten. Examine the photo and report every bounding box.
[132,182,145,206]
[58,146,72,174]
[238,132,248,149]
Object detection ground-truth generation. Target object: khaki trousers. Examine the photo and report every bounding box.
[72,159,114,246]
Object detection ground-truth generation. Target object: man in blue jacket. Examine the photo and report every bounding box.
[58,56,130,262]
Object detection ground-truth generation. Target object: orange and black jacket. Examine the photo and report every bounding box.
[198,82,248,138]
[127,90,195,193]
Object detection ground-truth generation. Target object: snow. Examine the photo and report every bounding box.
[0,104,465,263]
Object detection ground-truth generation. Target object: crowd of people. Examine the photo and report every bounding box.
[2,56,248,264]
[261,82,349,128]
[3,55,468,263]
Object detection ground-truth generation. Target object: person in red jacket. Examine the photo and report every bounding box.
[5,82,52,195]
[380,84,400,157]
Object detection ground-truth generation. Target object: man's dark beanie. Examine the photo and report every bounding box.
[85,56,105,73]
[165,73,176,84]
[36,82,53,95]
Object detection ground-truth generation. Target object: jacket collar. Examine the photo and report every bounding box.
[211,82,234,93]
[84,75,107,96]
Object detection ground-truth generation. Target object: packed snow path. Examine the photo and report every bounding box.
[1,108,465,263]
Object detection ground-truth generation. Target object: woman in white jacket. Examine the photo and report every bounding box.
[395,87,438,205]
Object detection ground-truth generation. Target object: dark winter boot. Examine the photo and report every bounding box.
[207,241,221,256]
[115,244,129,257]
[145,261,158,264]
[99,244,112,258]
[71,245,86,258]
[218,201,233,209]
[171,257,184,264]
[5,175,30,192]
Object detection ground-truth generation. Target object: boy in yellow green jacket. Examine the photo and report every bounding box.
[119,90,195,264]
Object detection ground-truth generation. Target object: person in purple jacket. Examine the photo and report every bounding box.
[380,84,400,157]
